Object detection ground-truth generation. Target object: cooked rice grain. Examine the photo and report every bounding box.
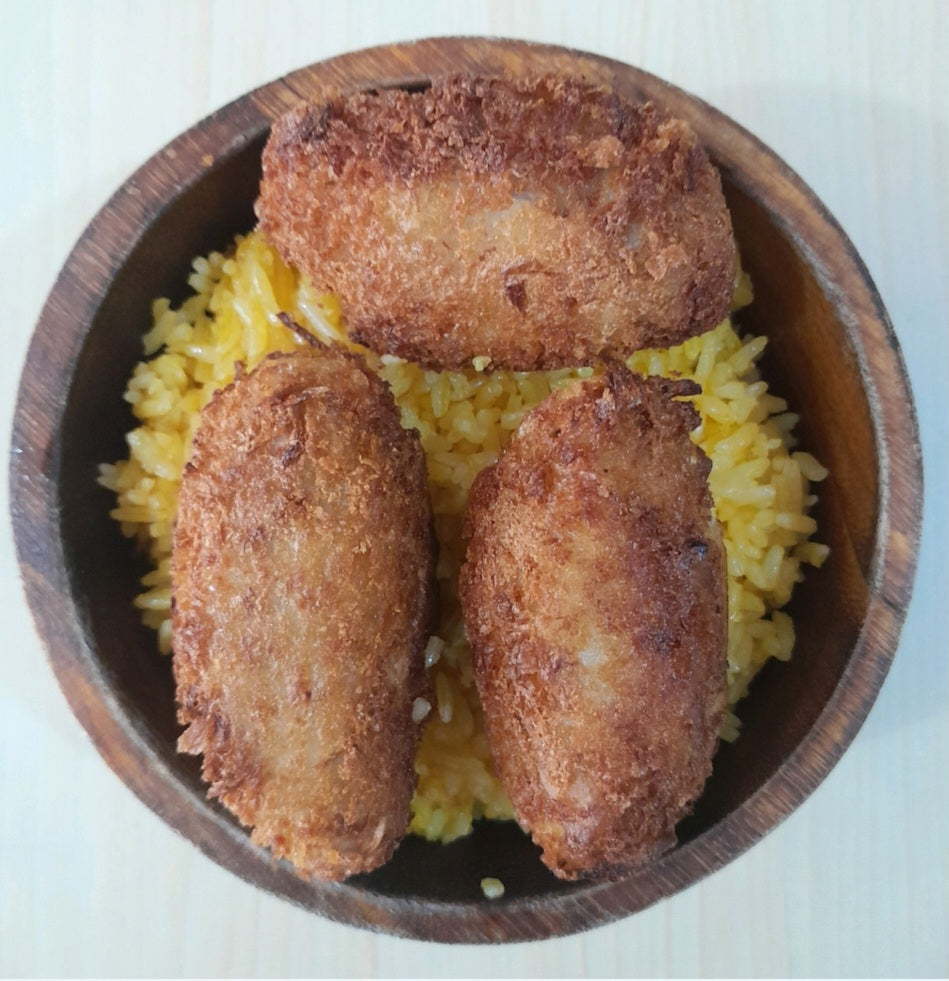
[100,231,828,841]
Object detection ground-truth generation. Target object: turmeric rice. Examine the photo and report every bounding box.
[99,231,828,843]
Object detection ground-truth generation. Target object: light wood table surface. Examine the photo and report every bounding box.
[1,1,946,977]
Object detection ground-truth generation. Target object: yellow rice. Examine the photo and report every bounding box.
[99,231,828,843]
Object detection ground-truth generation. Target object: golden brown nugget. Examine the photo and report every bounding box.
[460,369,727,880]
[256,75,736,371]
[172,348,434,881]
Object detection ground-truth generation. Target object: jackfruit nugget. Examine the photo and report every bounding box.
[256,74,736,370]
[461,368,727,880]
[172,346,435,881]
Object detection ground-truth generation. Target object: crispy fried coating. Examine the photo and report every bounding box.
[460,369,727,880]
[256,74,736,371]
[172,348,434,881]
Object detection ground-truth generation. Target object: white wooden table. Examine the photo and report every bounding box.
[1,1,946,976]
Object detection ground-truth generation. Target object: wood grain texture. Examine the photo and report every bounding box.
[3,5,940,968]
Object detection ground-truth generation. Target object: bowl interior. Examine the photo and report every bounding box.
[13,39,919,942]
[56,126,874,893]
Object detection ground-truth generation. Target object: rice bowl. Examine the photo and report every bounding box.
[9,38,921,941]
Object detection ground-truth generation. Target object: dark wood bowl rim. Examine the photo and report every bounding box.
[9,38,922,943]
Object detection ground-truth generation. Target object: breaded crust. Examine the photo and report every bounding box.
[460,369,727,879]
[256,74,736,371]
[172,347,434,881]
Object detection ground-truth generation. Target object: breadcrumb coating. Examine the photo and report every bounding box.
[461,369,727,879]
[256,74,736,370]
[172,348,435,880]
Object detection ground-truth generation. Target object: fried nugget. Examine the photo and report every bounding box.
[460,368,727,880]
[256,74,736,371]
[172,347,434,881]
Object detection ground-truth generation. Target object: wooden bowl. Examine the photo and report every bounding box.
[10,38,922,942]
